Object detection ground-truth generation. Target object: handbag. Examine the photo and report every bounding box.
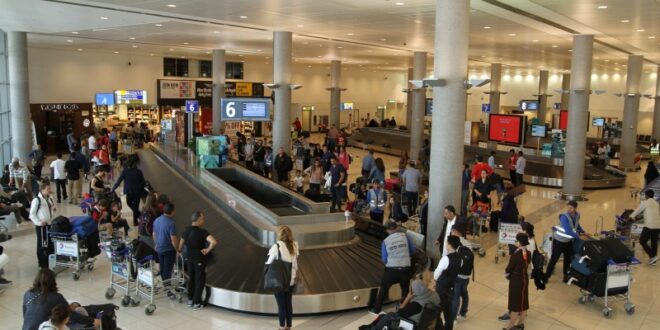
[263,243,292,293]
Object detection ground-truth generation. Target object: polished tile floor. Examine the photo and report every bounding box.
[1,143,658,329]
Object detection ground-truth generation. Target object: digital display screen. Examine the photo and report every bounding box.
[341,102,354,111]
[520,100,539,111]
[531,125,547,137]
[115,90,147,104]
[592,117,605,127]
[95,93,115,105]
[242,102,267,117]
[559,110,568,130]
[488,114,525,144]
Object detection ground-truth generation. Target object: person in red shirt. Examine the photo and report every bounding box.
[471,155,493,182]
[293,117,302,133]
[90,198,109,224]
[508,149,518,186]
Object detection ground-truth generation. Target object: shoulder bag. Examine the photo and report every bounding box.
[263,243,292,293]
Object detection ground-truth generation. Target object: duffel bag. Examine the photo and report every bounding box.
[69,215,98,238]
[51,216,71,234]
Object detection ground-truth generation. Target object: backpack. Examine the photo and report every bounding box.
[138,211,155,236]
[51,216,71,234]
[457,245,475,278]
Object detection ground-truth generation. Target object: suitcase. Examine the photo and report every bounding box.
[384,178,399,191]
[489,210,501,232]
[601,237,634,263]
[51,216,71,234]
[588,272,628,297]
[569,269,590,290]
[84,303,119,330]
[580,240,609,272]
[69,215,98,238]
[570,254,592,276]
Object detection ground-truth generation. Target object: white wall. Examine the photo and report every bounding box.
[26,47,659,135]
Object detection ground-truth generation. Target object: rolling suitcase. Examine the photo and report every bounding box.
[601,237,634,263]
[580,240,610,272]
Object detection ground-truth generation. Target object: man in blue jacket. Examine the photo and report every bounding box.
[111,156,146,226]
[545,200,584,283]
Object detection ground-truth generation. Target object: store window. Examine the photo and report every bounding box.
[163,57,189,77]
[0,30,11,169]
[200,60,212,78]
[226,62,244,79]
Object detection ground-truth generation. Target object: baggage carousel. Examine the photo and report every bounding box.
[137,143,394,314]
[350,127,626,189]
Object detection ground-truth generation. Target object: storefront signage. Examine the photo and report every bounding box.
[220,98,271,121]
[235,82,253,97]
[159,80,195,99]
[32,103,93,114]
[301,106,315,111]
[115,90,147,104]
[196,81,213,99]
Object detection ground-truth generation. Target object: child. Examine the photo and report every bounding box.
[109,200,130,236]
[293,170,304,194]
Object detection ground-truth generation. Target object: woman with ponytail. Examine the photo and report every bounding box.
[265,226,299,330]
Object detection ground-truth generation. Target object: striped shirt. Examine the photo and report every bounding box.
[9,164,29,180]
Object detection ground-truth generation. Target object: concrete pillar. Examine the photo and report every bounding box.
[329,60,341,128]
[489,63,502,114]
[561,35,593,200]
[211,49,226,135]
[538,70,549,125]
[653,66,660,140]
[410,52,427,162]
[426,0,469,257]
[560,73,571,110]
[406,68,413,127]
[7,31,32,160]
[619,55,644,170]
[272,31,293,181]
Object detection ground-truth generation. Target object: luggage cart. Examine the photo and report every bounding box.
[49,232,95,281]
[495,222,522,264]
[465,210,487,257]
[134,255,185,315]
[100,240,138,307]
[577,259,640,318]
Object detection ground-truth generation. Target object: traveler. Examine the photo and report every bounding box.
[329,157,347,212]
[434,205,460,257]
[66,131,78,153]
[337,146,351,171]
[470,155,493,182]
[178,211,217,310]
[152,202,179,299]
[388,194,407,223]
[312,144,323,159]
[49,152,68,203]
[72,146,89,182]
[264,147,273,178]
[515,151,526,186]
[460,164,471,216]
[304,158,323,193]
[22,268,98,330]
[507,149,518,186]
[109,128,118,161]
[327,124,340,151]
[400,161,421,215]
[89,199,109,224]
[630,189,660,265]
[88,132,97,155]
[138,192,160,247]
[472,169,493,206]
[398,151,409,177]
[0,199,24,224]
[8,157,31,196]
[362,149,375,178]
[293,117,302,134]
[452,224,474,322]
[367,179,387,223]
[273,147,293,183]
[29,182,56,269]
[29,144,46,179]
[111,156,146,226]
[371,221,416,313]
[488,150,497,169]
[107,200,129,236]
[0,245,11,286]
[293,170,304,194]
[500,184,520,223]
[37,304,70,330]
[321,145,334,172]
[503,233,531,330]
[265,226,299,330]
[243,137,255,169]
[89,168,107,199]
[433,235,461,330]
[64,152,83,205]
[368,158,386,184]
[644,161,659,186]
[254,140,265,173]
[397,279,440,324]
[545,201,585,283]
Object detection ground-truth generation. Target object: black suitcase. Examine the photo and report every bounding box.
[489,210,501,232]
[84,304,119,330]
[601,237,634,263]
[569,269,590,290]
[51,216,71,234]
[588,272,628,297]
[581,240,610,272]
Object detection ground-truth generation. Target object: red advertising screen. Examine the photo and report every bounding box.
[559,110,568,130]
[489,114,525,144]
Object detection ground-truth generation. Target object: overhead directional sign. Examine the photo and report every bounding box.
[185,100,199,113]
[481,103,491,113]
[220,98,271,121]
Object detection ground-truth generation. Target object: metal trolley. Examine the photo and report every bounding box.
[99,240,138,307]
[465,210,488,257]
[577,259,639,318]
[49,232,96,281]
[133,254,185,315]
[495,222,522,264]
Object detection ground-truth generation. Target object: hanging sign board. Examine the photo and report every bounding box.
[220,98,271,121]
[235,82,253,97]
[115,90,147,104]
[159,80,195,99]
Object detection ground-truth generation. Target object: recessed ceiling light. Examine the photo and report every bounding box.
[649,36,656,39]
[71,31,78,34]
[180,55,185,58]
[77,48,83,51]
[257,49,263,52]
[213,31,220,34]
[205,51,211,54]
[568,49,573,52]
[317,55,322,58]
[303,42,309,45]
[239,54,244,57]
[637,29,645,32]
[347,33,354,36]
[67,39,73,43]
[604,59,610,62]
[337,46,343,49]
[240,15,248,19]
[483,26,491,29]
[167,4,176,8]
[395,2,405,5]
[265,62,269,64]
[150,53,154,56]
[508,33,516,36]
[367,50,373,53]
[132,45,137,48]
[266,56,270,59]
[597,5,608,9]
[532,39,539,43]
[129,37,135,40]
[183,42,189,45]
[169,48,174,51]
[155,24,163,27]
[113,51,119,54]
[552,45,558,48]
[297,24,304,28]
[100,16,108,20]
[414,20,421,24]
[380,38,387,41]
[620,19,630,23]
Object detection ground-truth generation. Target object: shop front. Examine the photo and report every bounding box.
[30,102,94,153]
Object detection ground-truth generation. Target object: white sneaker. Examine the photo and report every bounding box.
[456,315,467,321]
[11,202,23,208]
[649,256,659,265]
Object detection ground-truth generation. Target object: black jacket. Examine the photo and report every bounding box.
[112,167,146,195]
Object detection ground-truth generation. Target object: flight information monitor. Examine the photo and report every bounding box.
[531,125,547,137]
[520,100,539,111]
[220,98,271,121]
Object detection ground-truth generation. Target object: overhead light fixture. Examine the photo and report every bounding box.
[213,30,220,34]
[620,19,630,23]
[597,5,608,9]
[649,36,656,39]
[155,23,163,27]
[67,39,73,43]
[169,48,174,51]
[132,45,137,48]
[205,51,211,54]
[71,31,78,34]
[113,51,119,54]
[100,16,108,20]
[257,49,263,52]
[150,53,154,56]
[77,48,83,51]
[367,50,372,53]
[183,42,189,45]
[395,2,405,5]
[239,54,244,57]
[167,4,176,8]
[637,28,645,32]
[337,46,343,49]
[414,20,421,24]
[129,37,135,40]
[483,26,491,29]
[240,15,248,19]
[552,45,558,48]
[180,55,185,58]
[297,24,304,28]
[532,40,539,43]
[380,38,387,41]
[604,59,610,62]
[347,33,354,36]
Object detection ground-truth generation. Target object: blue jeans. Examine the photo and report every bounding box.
[331,185,343,210]
[274,286,294,327]
[452,277,469,318]
[158,250,176,284]
[404,191,419,215]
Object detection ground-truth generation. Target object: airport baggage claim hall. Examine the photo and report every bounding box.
[1,1,660,329]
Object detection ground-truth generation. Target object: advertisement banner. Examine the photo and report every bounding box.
[115,90,147,104]
[235,82,253,97]
[195,81,213,105]
[488,114,525,144]
[498,223,522,245]
[159,80,195,99]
